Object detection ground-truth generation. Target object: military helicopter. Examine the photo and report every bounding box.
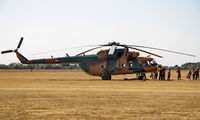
[1,37,195,80]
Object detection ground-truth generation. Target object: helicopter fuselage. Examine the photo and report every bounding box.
[79,49,158,76]
[15,48,158,77]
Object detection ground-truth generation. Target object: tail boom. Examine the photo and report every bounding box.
[15,50,97,64]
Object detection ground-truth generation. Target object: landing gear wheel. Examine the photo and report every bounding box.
[102,74,112,80]
[138,76,143,80]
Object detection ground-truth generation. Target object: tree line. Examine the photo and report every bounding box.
[0,63,80,69]
[165,62,200,70]
[0,62,200,70]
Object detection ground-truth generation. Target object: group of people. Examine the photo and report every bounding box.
[187,68,199,80]
[150,67,199,80]
[150,67,171,80]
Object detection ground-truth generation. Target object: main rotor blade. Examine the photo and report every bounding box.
[1,50,13,54]
[76,46,104,56]
[128,45,195,57]
[32,45,99,55]
[128,46,163,58]
[17,37,23,49]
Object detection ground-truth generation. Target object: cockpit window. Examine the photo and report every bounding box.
[142,60,157,67]
[142,61,149,67]
[149,60,157,66]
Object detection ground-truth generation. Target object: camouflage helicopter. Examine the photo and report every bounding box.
[1,37,195,80]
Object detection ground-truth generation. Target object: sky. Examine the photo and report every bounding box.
[0,0,200,66]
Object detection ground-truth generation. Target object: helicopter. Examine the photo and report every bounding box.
[1,37,195,80]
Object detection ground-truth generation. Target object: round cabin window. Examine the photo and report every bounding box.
[122,64,126,67]
[129,63,133,67]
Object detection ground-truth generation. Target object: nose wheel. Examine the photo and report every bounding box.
[101,74,112,80]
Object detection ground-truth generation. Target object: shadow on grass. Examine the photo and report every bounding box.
[48,78,176,82]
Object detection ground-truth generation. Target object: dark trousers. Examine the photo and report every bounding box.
[192,74,196,80]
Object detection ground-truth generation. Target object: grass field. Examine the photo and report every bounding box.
[0,70,200,120]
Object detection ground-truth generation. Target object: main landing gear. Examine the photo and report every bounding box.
[101,74,112,80]
[137,73,146,80]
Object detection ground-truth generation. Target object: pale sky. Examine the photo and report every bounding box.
[0,0,200,66]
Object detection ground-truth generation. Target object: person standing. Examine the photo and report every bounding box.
[161,67,166,80]
[158,68,162,80]
[176,68,181,80]
[192,68,196,80]
[167,69,171,80]
[195,68,199,80]
[154,71,158,80]
[187,69,191,80]
[150,72,154,80]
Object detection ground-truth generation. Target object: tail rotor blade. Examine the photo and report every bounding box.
[17,37,23,49]
[1,50,13,54]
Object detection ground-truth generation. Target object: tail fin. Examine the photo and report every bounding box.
[14,50,29,64]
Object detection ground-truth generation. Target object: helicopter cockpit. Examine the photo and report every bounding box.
[149,59,158,66]
[142,59,158,67]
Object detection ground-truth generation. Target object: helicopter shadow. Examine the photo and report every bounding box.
[48,78,176,82]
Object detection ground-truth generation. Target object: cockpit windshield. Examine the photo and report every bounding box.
[149,60,158,66]
[142,59,157,67]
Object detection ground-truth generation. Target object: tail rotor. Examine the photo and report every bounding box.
[1,37,24,54]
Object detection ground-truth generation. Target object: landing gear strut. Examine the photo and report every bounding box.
[137,73,146,80]
[138,76,144,80]
[101,74,112,80]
